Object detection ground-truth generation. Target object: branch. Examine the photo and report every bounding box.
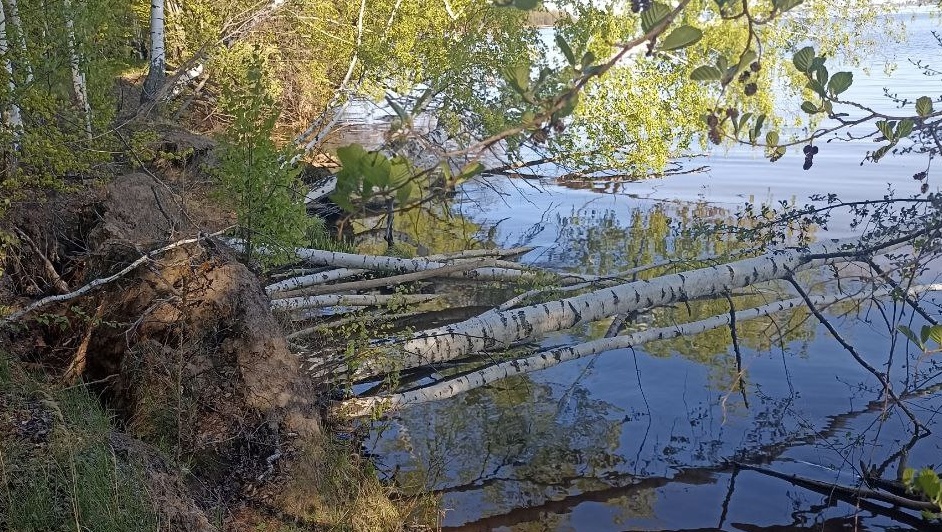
[786,276,927,432]
[1,228,232,324]
[332,284,942,417]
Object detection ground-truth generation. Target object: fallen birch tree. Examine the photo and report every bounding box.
[338,231,927,381]
[331,283,942,417]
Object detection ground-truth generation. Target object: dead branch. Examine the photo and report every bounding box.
[1,228,232,324]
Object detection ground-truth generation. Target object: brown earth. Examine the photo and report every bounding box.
[1,140,330,530]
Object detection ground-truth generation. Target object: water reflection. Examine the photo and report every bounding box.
[365,195,942,531]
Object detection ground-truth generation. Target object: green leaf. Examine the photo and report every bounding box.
[738,112,753,133]
[556,35,576,66]
[641,2,672,33]
[800,101,818,114]
[921,325,932,344]
[898,325,922,348]
[827,71,853,95]
[660,25,702,51]
[872,144,892,162]
[752,114,766,141]
[929,325,942,346]
[773,0,803,12]
[765,131,779,146]
[690,65,722,81]
[736,50,758,73]
[513,0,540,9]
[896,118,914,138]
[916,96,934,118]
[806,79,826,97]
[581,51,596,68]
[792,46,815,73]
[875,120,895,140]
[716,55,729,73]
[386,97,409,122]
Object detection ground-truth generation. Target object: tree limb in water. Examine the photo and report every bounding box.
[333,284,942,417]
[272,293,438,311]
[265,246,534,294]
[347,234,917,381]
[271,258,499,299]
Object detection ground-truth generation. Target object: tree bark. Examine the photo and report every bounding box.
[348,235,911,380]
[62,0,92,137]
[141,0,165,104]
[333,283,942,417]
[271,293,438,311]
[0,1,22,137]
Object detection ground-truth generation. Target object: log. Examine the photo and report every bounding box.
[271,293,438,311]
[264,246,535,295]
[347,235,911,380]
[332,283,942,417]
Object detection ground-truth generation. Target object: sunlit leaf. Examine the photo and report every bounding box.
[928,325,942,347]
[690,65,722,81]
[641,2,672,33]
[875,120,895,140]
[660,25,702,51]
[800,101,818,114]
[792,46,815,72]
[896,119,914,138]
[827,71,853,95]
[916,96,934,118]
[765,131,779,146]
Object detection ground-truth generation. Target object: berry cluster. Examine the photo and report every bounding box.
[802,144,819,170]
[739,62,761,96]
[913,170,930,194]
[631,0,652,13]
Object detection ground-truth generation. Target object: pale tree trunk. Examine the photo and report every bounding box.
[61,0,91,138]
[6,0,30,83]
[334,283,942,417]
[141,0,165,104]
[347,235,912,380]
[0,1,22,138]
[292,248,539,282]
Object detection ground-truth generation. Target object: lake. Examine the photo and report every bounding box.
[342,10,942,531]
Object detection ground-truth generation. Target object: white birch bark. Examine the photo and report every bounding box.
[265,246,535,294]
[272,293,438,311]
[6,0,30,83]
[349,235,909,380]
[141,0,165,104]
[293,248,537,282]
[333,283,942,417]
[0,1,22,136]
[61,0,91,137]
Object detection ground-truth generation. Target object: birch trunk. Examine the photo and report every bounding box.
[349,235,908,380]
[333,283,942,417]
[141,0,165,104]
[271,293,438,311]
[6,0,30,82]
[0,1,22,136]
[265,246,534,294]
[293,248,537,282]
[61,0,91,137]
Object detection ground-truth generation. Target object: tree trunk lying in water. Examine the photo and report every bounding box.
[264,226,934,416]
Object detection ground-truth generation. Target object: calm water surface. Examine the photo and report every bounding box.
[347,11,942,531]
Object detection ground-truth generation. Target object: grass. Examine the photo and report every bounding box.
[277,430,440,532]
[0,351,158,532]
